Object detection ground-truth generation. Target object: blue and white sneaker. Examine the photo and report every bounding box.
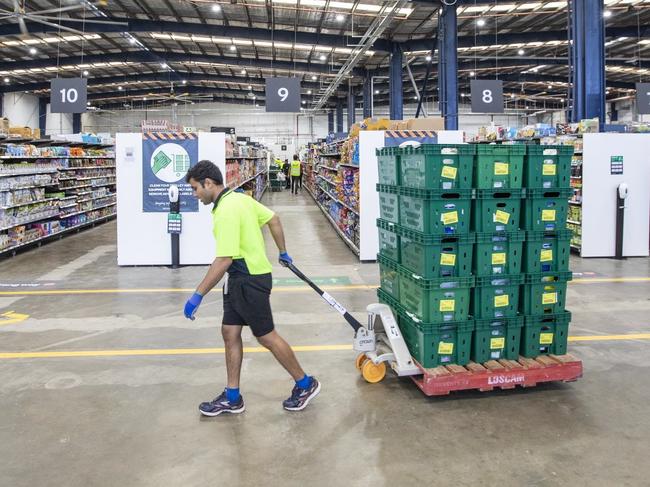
[199,390,245,417]
[283,378,321,411]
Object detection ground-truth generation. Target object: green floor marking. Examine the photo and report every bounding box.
[272,276,351,286]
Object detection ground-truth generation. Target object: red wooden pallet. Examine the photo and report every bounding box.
[411,354,583,396]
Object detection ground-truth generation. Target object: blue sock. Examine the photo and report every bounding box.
[226,387,240,402]
[296,375,312,390]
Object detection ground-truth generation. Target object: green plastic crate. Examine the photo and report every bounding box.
[376,219,401,263]
[523,230,572,273]
[474,144,526,189]
[472,189,524,233]
[524,145,574,189]
[376,184,400,224]
[472,316,524,363]
[400,226,474,279]
[520,271,573,315]
[521,311,572,358]
[398,267,474,323]
[522,188,573,232]
[399,144,475,190]
[377,147,401,185]
[472,274,524,319]
[399,187,472,235]
[474,231,525,276]
[378,254,400,300]
[377,288,474,367]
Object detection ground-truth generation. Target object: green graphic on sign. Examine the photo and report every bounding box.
[174,154,190,173]
[152,151,172,174]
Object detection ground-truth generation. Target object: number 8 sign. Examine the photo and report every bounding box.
[470,79,504,114]
[265,77,301,112]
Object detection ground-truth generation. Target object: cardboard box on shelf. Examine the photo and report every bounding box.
[388,120,408,130]
[0,117,10,134]
[32,128,41,139]
[9,127,32,138]
[405,117,445,131]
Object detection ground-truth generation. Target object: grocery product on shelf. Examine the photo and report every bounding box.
[225,141,269,201]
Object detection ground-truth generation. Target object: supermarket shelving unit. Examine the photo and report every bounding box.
[0,137,116,257]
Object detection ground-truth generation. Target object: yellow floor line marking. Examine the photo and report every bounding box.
[0,334,648,360]
[0,277,649,297]
[0,311,30,326]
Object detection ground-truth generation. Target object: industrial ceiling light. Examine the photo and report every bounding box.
[129,38,136,45]
[161,63,168,69]
[335,14,345,22]
[476,18,486,27]
[143,97,147,101]
[212,4,221,12]
[311,75,317,80]
[307,90,312,94]
[548,85,552,89]
[604,10,612,18]
[29,47,37,55]
[87,101,91,106]
[302,100,306,104]
[247,85,252,90]
[470,71,475,76]
[118,86,123,90]
[319,54,327,61]
[518,49,525,56]
[230,45,236,51]
[3,78,9,83]
[83,70,89,76]
[241,69,246,75]
[375,90,379,94]
[510,94,515,99]
[425,55,432,62]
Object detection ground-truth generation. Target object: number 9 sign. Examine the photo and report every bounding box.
[265,77,301,112]
[470,79,504,114]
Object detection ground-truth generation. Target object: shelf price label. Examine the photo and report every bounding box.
[470,79,504,114]
[50,78,87,113]
[635,82,650,115]
[265,77,301,112]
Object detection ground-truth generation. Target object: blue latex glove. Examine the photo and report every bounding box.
[184,292,203,320]
[279,252,293,267]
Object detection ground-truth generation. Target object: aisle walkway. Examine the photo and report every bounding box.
[1,187,650,486]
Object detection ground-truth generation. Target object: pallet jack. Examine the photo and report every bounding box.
[284,263,420,383]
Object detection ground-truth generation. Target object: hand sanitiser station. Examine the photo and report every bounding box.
[167,184,181,268]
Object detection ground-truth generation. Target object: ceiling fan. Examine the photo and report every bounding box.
[0,0,127,37]
[144,82,214,104]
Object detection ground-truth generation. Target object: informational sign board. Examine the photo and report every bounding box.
[635,83,650,115]
[610,155,624,175]
[142,133,199,213]
[211,127,235,134]
[167,213,182,234]
[265,77,301,112]
[281,144,287,151]
[237,136,250,143]
[470,80,504,114]
[50,78,87,113]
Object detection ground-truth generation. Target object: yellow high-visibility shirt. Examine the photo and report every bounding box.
[290,160,302,177]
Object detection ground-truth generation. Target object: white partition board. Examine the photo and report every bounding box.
[116,132,225,265]
[359,130,465,261]
[582,133,650,257]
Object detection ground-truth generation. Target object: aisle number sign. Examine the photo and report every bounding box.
[265,77,301,112]
[470,79,504,113]
[50,78,87,113]
[636,83,650,115]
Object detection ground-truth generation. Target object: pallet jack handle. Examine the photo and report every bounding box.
[283,262,363,332]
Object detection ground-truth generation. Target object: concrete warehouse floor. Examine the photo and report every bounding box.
[1,189,649,487]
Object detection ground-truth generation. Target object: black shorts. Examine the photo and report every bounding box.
[223,273,274,337]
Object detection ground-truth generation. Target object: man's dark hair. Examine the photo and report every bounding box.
[186,160,223,185]
[293,154,299,160]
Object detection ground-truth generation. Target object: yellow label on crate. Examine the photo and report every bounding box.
[492,252,507,265]
[540,249,553,262]
[543,164,557,176]
[540,333,554,345]
[494,210,511,225]
[440,299,456,312]
[438,342,454,355]
[440,253,457,266]
[494,162,509,175]
[494,294,510,308]
[441,166,458,179]
[542,292,558,305]
[542,209,556,221]
[441,211,459,225]
[490,337,506,350]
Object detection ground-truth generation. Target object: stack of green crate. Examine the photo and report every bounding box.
[520,145,574,358]
[376,144,476,367]
[269,164,284,192]
[470,145,526,363]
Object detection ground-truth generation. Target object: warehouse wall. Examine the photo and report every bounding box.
[2,92,39,129]
[81,102,329,147]
[46,108,73,136]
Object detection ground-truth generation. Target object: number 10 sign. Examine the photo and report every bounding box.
[50,78,88,114]
[470,79,504,114]
[265,77,301,112]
